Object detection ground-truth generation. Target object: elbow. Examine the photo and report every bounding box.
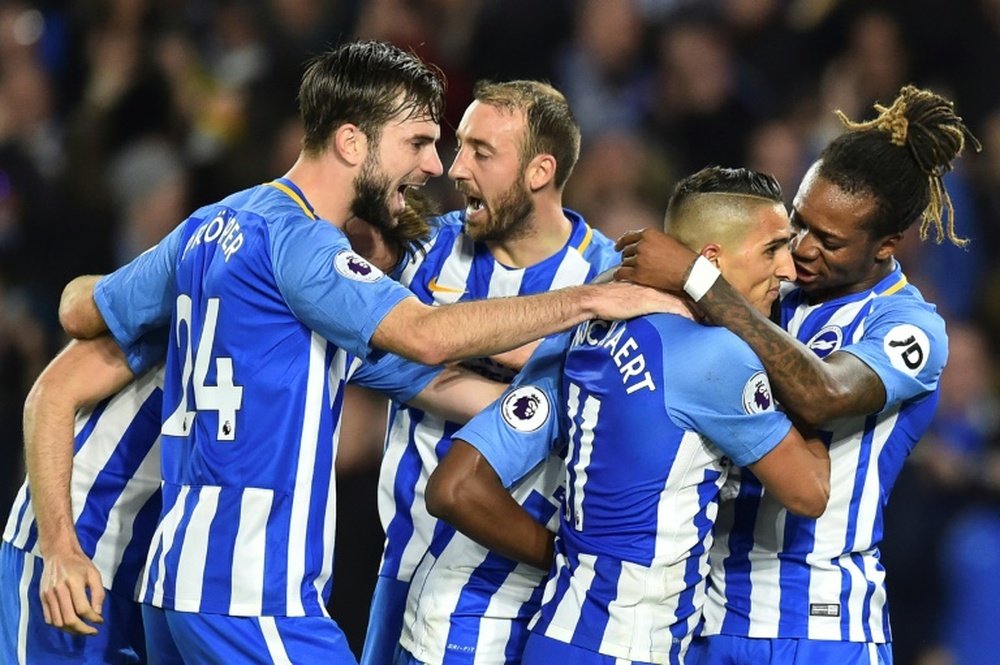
[425,468,461,522]
[784,477,830,519]
[796,385,853,426]
[393,328,452,366]
[59,278,100,339]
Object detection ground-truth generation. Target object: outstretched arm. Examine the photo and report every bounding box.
[25,336,137,635]
[373,280,678,366]
[426,440,554,571]
[615,228,884,423]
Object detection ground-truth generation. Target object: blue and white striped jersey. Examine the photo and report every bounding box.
[456,315,793,663]
[381,210,618,661]
[399,330,570,665]
[3,365,165,600]
[93,178,440,617]
[702,262,947,643]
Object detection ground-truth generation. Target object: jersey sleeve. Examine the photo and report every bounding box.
[453,332,571,488]
[664,327,792,467]
[270,217,416,362]
[349,353,442,404]
[838,298,948,409]
[94,221,186,349]
[120,327,169,375]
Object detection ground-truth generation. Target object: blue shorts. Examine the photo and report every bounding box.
[393,646,422,665]
[142,604,357,665]
[688,635,893,665]
[360,576,410,665]
[522,632,658,665]
[0,540,145,664]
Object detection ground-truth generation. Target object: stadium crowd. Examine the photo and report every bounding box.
[0,1,998,663]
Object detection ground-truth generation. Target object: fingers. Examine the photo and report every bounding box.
[614,265,635,283]
[39,560,104,636]
[51,583,98,635]
[614,228,645,251]
[71,574,104,626]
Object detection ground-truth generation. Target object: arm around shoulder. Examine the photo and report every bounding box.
[372,281,683,366]
[59,275,107,339]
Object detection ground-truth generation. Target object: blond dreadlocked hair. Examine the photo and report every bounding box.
[823,85,981,247]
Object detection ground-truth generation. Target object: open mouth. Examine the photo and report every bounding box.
[465,196,486,217]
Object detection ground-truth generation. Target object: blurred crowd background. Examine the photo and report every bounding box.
[0,1,998,663]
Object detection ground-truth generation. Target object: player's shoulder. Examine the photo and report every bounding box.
[863,282,947,346]
[643,314,760,370]
[564,208,619,262]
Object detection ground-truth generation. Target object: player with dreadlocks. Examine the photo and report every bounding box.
[615,85,980,664]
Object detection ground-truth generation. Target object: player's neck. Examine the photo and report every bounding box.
[281,154,355,229]
[487,198,572,269]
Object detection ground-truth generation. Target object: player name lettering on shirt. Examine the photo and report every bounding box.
[572,319,656,394]
[182,212,244,262]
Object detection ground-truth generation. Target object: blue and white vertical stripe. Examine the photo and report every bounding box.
[2,367,164,600]
[702,265,946,643]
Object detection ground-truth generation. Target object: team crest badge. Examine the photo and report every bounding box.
[500,386,550,433]
[806,325,843,358]
[742,371,775,414]
[333,250,383,283]
[883,324,930,376]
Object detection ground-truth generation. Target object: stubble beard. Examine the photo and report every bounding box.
[466,179,535,243]
[351,151,396,233]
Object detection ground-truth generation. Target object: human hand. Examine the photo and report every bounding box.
[39,548,105,636]
[614,228,699,291]
[585,281,695,321]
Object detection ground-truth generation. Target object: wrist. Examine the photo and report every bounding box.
[37,528,83,558]
[683,256,721,302]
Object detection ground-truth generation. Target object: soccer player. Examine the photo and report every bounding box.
[426,167,832,664]
[365,80,621,665]
[59,41,672,663]
[614,86,978,664]
[0,335,165,664]
[0,212,486,664]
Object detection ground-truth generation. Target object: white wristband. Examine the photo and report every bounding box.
[683,255,720,302]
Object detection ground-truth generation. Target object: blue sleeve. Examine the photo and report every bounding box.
[839,298,948,410]
[94,221,186,349]
[664,326,792,467]
[271,218,416,362]
[349,353,442,404]
[120,327,169,375]
[453,332,571,488]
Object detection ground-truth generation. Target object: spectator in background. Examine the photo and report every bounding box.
[554,0,653,140]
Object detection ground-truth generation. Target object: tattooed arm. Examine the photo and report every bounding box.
[696,277,885,423]
[615,227,885,424]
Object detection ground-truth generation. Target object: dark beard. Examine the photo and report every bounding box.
[468,180,534,243]
[351,155,395,233]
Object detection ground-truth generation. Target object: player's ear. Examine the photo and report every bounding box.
[700,243,722,268]
[874,232,902,261]
[333,123,367,167]
[525,154,556,192]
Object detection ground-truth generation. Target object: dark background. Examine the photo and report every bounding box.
[1,2,998,664]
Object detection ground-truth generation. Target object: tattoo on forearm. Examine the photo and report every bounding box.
[700,280,837,413]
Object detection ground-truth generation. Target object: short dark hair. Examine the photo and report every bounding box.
[819,85,980,246]
[472,80,581,189]
[668,166,783,212]
[298,40,446,155]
